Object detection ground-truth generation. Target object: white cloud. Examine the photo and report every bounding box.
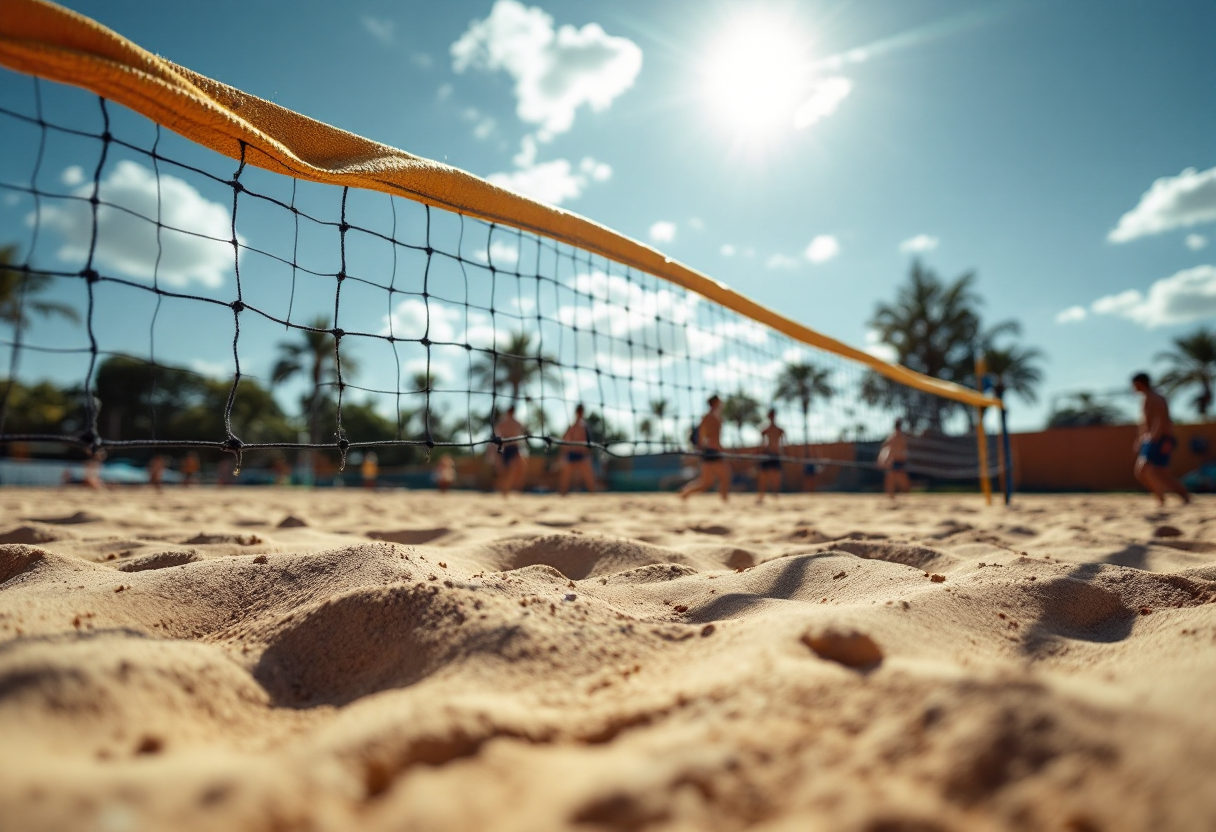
[720,244,736,257]
[1055,305,1088,324]
[382,299,464,344]
[473,117,497,139]
[489,136,610,205]
[361,15,396,46]
[34,161,237,288]
[899,234,939,254]
[1108,166,1216,243]
[687,217,705,232]
[451,0,642,137]
[579,157,611,182]
[436,83,453,101]
[1187,233,1209,251]
[804,235,840,264]
[765,254,800,270]
[61,165,85,187]
[472,239,522,266]
[793,77,852,130]
[864,331,898,363]
[648,221,676,243]
[1089,265,1216,328]
[488,158,588,205]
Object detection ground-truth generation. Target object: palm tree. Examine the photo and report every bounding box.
[0,244,78,331]
[638,416,654,445]
[0,244,79,433]
[774,361,833,456]
[1047,392,1124,429]
[271,316,358,444]
[469,331,559,404]
[721,390,761,446]
[1157,328,1216,419]
[983,344,1044,405]
[869,259,1019,428]
[649,398,669,444]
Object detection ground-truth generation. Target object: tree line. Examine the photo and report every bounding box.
[3,244,1215,461]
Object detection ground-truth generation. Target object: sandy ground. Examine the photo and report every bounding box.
[2,487,1216,832]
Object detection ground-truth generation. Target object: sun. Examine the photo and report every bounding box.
[700,11,814,143]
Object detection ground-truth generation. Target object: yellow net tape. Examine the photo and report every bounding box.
[0,0,1000,410]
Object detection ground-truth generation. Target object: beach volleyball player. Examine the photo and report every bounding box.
[757,409,785,502]
[680,395,730,501]
[559,404,598,495]
[1132,372,1190,506]
[878,419,910,500]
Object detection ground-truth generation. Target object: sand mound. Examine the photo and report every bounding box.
[0,524,70,545]
[367,527,449,545]
[2,490,1216,831]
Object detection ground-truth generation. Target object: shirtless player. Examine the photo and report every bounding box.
[878,418,910,500]
[493,405,527,496]
[679,395,730,502]
[756,408,784,502]
[559,404,598,495]
[1132,372,1190,506]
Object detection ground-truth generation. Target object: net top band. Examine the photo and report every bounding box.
[0,0,1000,410]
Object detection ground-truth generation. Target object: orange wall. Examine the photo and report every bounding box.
[1010,422,1216,491]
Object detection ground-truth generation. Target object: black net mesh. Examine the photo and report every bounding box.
[0,71,999,488]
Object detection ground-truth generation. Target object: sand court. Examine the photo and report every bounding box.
[2,489,1216,831]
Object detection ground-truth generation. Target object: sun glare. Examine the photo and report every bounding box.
[701,12,813,142]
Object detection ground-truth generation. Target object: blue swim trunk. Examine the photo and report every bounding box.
[501,445,521,464]
[760,456,782,471]
[891,461,907,472]
[566,451,586,463]
[1139,436,1176,468]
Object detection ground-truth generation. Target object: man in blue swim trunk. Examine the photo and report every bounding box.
[1132,372,1190,506]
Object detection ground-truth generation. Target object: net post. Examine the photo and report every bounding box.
[974,356,992,506]
[998,389,1013,505]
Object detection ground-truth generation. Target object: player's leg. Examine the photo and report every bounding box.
[558,459,571,496]
[1134,457,1166,505]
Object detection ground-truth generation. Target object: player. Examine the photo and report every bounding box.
[360,451,379,489]
[559,404,598,496]
[1132,372,1190,506]
[679,395,730,502]
[756,409,784,502]
[878,418,910,500]
[435,454,456,494]
[494,405,528,496]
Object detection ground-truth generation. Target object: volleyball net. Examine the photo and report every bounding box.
[0,0,1003,489]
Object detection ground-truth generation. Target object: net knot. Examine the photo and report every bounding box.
[79,430,99,452]
[230,300,245,313]
[82,268,100,283]
[336,271,346,282]
[224,436,243,451]
[338,438,350,451]
[230,180,244,193]
[332,328,345,340]
[420,337,431,347]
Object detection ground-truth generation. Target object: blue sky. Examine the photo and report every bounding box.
[3,0,1215,434]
